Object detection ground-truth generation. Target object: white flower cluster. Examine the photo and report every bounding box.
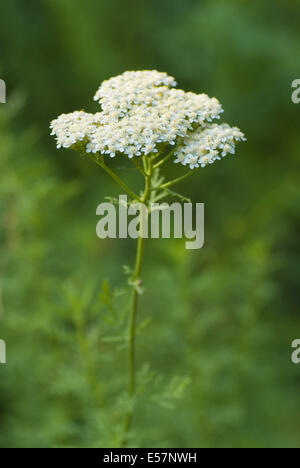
[174,124,246,169]
[50,70,245,169]
[93,70,177,117]
[50,111,101,149]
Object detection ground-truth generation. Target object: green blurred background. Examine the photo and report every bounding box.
[0,0,300,448]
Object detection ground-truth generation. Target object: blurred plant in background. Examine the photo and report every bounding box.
[0,0,300,448]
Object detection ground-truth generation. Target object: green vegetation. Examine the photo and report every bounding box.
[0,0,300,448]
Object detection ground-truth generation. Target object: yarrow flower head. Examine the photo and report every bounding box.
[50,70,245,169]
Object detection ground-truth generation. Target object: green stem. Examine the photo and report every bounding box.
[161,167,198,189]
[131,158,146,177]
[121,234,145,446]
[86,153,142,202]
[121,156,152,447]
[101,162,142,202]
[153,147,176,169]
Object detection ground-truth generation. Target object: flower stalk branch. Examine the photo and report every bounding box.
[153,147,176,169]
[87,152,142,202]
[161,167,199,189]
